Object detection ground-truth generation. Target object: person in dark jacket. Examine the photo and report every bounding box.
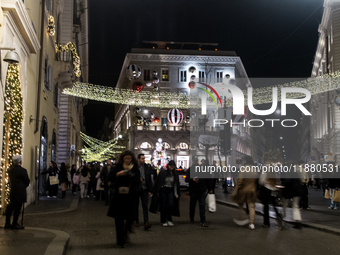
[87,164,98,198]
[5,155,30,230]
[101,159,113,205]
[44,161,58,198]
[186,157,213,227]
[151,160,180,227]
[107,150,140,248]
[135,153,156,230]
[59,162,68,198]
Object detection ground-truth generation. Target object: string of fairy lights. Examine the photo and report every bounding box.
[63,82,194,108]
[55,42,81,77]
[0,64,24,208]
[62,71,340,108]
[80,132,125,162]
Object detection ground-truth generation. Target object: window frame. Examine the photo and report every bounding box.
[179,69,187,82]
[161,68,169,82]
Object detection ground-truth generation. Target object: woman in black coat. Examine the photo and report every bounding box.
[151,160,180,227]
[44,161,58,198]
[107,151,140,248]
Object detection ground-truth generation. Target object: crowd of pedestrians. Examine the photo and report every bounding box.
[36,151,340,248]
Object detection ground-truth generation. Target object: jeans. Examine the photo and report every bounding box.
[159,187,174,223]
[330,188,339,209]
[189,190,207,223]
[135,189,149,223]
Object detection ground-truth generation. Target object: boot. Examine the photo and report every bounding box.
[62,190,66,198]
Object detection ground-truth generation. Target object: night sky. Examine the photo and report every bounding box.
[85,0,324,159]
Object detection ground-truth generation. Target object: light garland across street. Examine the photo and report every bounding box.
[63,71,340,108]
[80,132,125,162]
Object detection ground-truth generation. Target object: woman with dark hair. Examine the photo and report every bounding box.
[107,151,140,248]
[151,160,180,227]
[232,156,258,230]
[59,162,68,198]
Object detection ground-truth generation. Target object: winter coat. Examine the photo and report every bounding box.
[8,165,30,204]
[138,163,157,192]
[232,165,258,204]
[59,166,68,183]
[149,168,180,216]
[96,171,104,191]
[185,164,213,193]
[107,163,141,219]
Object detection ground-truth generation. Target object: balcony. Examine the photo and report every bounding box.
[56,51,72,61]
[135,125,189,131]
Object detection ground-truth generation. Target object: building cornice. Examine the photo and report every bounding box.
[127,53,241,63]
[2,0,40,53]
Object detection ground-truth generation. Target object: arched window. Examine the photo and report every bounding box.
[164,142,171,149]
[179,142,189,150]
[140,142,152,149]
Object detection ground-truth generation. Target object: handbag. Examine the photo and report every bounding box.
[118,186,130,194]
[333,190,340,203]
[206,193,216,213]
[325,189,331,199]
[49,176,59,185]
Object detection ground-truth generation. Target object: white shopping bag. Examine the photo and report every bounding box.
[206,194,216,213]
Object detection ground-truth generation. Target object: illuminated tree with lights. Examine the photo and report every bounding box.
[152,138,167,171]
[1,64,24,209]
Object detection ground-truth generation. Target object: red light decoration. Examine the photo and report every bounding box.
[153,117,160,123]
[167,108,183,125]
[132,81,144,92]
[188,81,196,89]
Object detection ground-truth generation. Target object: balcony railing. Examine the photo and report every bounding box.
[56,51,72,61]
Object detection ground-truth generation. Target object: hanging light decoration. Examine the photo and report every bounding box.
[152,76,159,84]
[47,15,55,36]
[153,117,160,123]
[132,81,144,92]
[55,42,81,77]
[80,132,125,162]
[188,81,196,89]
[63,71,340,108]
[126,64,141,80]
[167,108,183,125]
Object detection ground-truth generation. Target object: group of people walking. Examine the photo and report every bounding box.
[232,156,306,230]
[106,151,217,248]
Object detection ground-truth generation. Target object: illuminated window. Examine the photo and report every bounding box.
[179,143,189,149]
[140,142,152,149]
[164,142,171,149]
[162,69,169,81]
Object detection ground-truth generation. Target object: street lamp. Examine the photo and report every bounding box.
[280,137,283,140]
[1,47,19,64]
